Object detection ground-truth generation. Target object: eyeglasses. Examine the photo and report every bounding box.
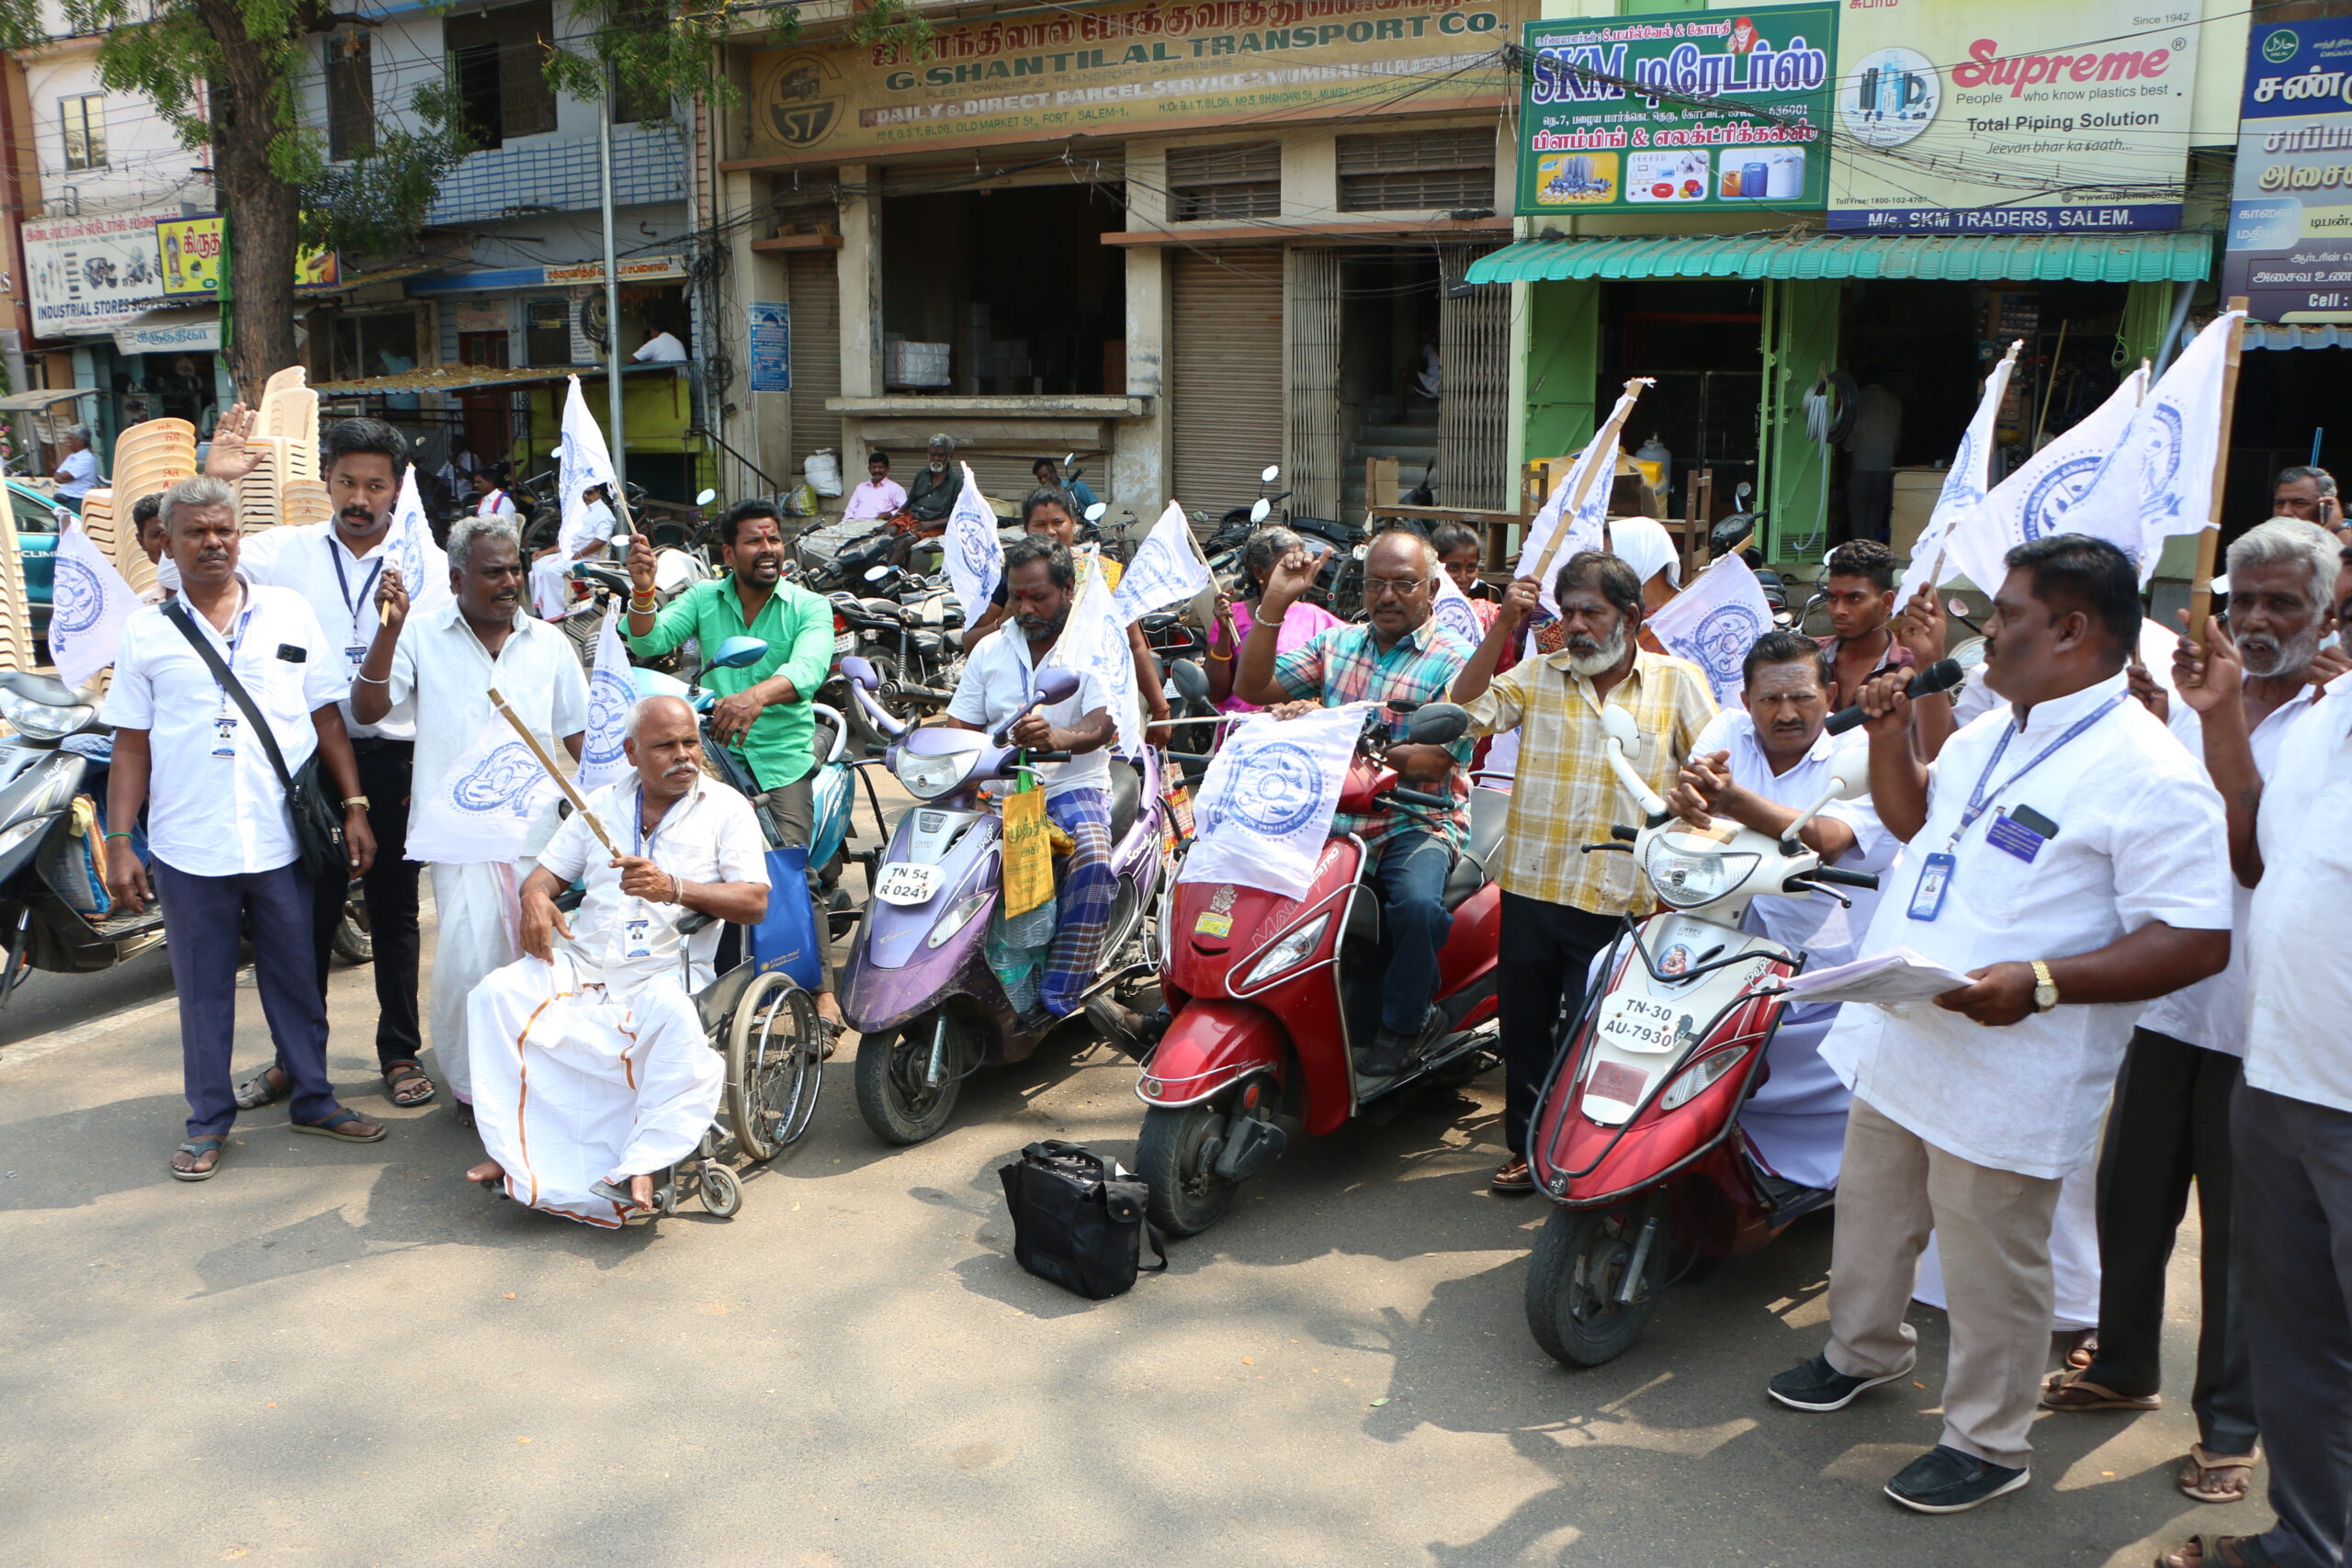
[1363,575,1432,598]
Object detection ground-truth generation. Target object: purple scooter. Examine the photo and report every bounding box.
[836,656,1170,1144]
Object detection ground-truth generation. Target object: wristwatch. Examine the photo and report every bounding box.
[2030,960,2060,1012]
[342,795,371,811]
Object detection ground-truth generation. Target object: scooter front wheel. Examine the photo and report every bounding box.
[1525,1201,1660,1369]
[1136,1103,1240,1236]
[854,1011,967,1145]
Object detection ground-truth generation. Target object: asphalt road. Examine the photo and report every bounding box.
[0,902,2259,1567]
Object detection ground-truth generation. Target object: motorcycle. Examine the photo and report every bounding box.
[1132,700,1507,1235]
[834,655,1170,1145]
[1521,705,1876,1369]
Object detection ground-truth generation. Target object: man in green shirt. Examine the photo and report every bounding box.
[624,499,840,1018]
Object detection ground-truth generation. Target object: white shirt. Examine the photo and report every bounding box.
[1819,671,2234,1178]
[945,624,1114,798]
[238,520,452,741]
[388,602,589,849]
[100,585,346,877]
[56,446,97,500]
[2248,673,2352,1112]
[2137,687,2322,1056]
[1606,512,1682,589]
[633,332,686,364]
[476,490,518,519]
[1691,710,1893,970]
[538,777,771,992]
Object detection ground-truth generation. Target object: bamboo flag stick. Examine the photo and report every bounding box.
[1530,378,1655,584]
[487,685,617,856]
[2188,300,2250,648]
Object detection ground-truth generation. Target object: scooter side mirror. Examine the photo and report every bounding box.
[1168,658,1211,705]
[1260,464,1281,484]
[865,565,892,582]
[1600,706,1639,748]
[840,655,879,691]
[1825,752,1871,802]
[1249,498,1272,524]
[710,636,771,670]
[1035,670,1080,705]
[1405,702,1468,746]
[696,488,718,506]
[1085,502,1108,523]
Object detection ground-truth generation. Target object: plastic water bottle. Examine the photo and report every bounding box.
[988,897,1057,1013]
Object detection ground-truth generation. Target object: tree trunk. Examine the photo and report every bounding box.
[199,0,301,402]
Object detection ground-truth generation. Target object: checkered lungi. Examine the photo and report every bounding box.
[1041,786,1116,1017]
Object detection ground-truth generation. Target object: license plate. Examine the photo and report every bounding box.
[874,863,942,906]
[834,632,857,656]
[1593,990,1689,1055]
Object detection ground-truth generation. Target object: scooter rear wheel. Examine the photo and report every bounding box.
[1525,1202,1659,1369]
[854,1011,967,1145]
[1137,1103,1238,1236]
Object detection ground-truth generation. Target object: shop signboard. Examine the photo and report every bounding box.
[742,0,1531,163]
[543,255,687,286]
[157,215,342,296]
[1827,0,2199,232]
[2224,18,2352,322]
[1514,5,1838,218]
[748,302,792,393]
[24,210,167,337]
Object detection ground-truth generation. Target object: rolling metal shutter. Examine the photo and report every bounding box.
[1438,243,1510,512]
[786,251,842,477]
[1283,247,1341,525]
[1170,248,1283,531]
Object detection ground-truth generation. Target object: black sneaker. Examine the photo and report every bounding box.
[1767,1351,1917,1412]
[1353,1034,1415,1077]
[1883,1445,2030,1514]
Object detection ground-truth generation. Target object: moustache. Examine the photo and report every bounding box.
[662,761,698,780]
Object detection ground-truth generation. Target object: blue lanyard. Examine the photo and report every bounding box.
[327,537,382,626]
[633,787,667,861]
[210,602,255,706]
[1954,694,2124,840]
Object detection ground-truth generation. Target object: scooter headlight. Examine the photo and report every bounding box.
[926,887,994,949]
[1642,835,1758,910]
[892,749,974,800]
[0,686,94,742]
[1239,913,1330,988]
[1658,1044,1752,1110]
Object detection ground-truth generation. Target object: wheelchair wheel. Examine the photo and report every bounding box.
[728,970,824,1163]
[699,1163,741,1219]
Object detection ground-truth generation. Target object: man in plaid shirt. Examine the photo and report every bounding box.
[1237,529,1475,1077]
[1454,550,1717,1192]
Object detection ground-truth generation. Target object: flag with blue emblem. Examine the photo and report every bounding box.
[389,464,435,594]
[1645,553,1772,705]
[2061,310,2244,586]
[403,716,564,864]
[556,375,621,557]
[47,517,139,690]
[576,603,635,794]
[1905,341,2019,593]
[942,462,1001,618]
[1179,704,1363,900]
[1430,564,1486,649]
[1044,558,1142,756]
[1946,366,2143,598]
[1112,501,1211,624]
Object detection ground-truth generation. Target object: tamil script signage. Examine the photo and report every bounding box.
[2225,17,2352,322]
[748,302,791,393]
[24,211,167,336]
[157,215,340,298]
[743,0,1528,163]
[1827,0,2199,233]
[543,255,686,286]
[1515,5,1838,217]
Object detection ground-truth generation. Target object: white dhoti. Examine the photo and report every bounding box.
[529,554,573,621]
[467,952,722,1228]
[1741,1000,1851,1191]
[426,860,528,1105]
[1914,1156,2100,1332]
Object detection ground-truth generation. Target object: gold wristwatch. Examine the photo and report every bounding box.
[343,795,371,811]
[2031,960,2060,1012]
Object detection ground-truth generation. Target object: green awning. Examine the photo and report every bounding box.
[1464,231,2214,286]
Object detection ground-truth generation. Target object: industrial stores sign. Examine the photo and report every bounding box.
[2223,17,2352,322]
[743,0,1531,162]
[1826,0,2200,233]
[1514,6,1838,218]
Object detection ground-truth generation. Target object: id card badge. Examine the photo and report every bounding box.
[211,712,239,759]
[345,644,368,668]
[624,914,653,960]
[1908,852,1957,922]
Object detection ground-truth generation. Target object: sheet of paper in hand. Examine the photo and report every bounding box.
[1773,947,1975,1007]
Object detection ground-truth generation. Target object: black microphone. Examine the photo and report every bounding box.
[1824,657,1966,736]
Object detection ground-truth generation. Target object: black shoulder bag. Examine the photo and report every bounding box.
[164,602,349,884]
[998,1141,1167,1299]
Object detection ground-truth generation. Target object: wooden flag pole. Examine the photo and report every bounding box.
[1530,378,1655,584]
[2188,299,2250,647]
[487,685,617,856]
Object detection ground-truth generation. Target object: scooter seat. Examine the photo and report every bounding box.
[1441,850,1487,911]
[1468,786,1509,867]
[1108,760,1142,841]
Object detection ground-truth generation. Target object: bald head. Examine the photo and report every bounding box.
[624,695,704,801]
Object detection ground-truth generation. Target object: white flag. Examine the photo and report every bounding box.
[1180,704,1365,901]
[387,463,445,601]
[2063,312,2245,584]
[1946,367,2147,596]
[1044,558,1142,757]
[942,462,1001,617]
[576,604,636,794]
[1645,553,1772,704]
[46,519,139,689]
[556,375,621,557]
[404,716,564,865]
[1112,501,1211,625]
[1429,566,1487,649]
[1519,392,1634,612]
[1905,344,2019,592]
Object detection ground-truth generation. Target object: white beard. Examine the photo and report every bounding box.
[1567,626,1628,677]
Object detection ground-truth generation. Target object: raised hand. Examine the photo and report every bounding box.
[2172,609,2243,714]
[1894,586,1947,667]
[374,562,409,632]
[1853,666,1916,739]
[1260,548,1319,611]
[625,534,659,598]
[204,402,265,482]
[1498,575,1542,630]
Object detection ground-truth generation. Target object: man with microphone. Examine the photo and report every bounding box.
[1765,535,2233,1515]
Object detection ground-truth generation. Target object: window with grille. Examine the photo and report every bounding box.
[1167,142,1281,222]
[1336,129,1495,212]
[60,95,105,172]
[327,30,376,161]
[447,1,557,150]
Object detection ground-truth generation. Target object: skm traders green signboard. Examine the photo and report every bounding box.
[1517,6,1838,218]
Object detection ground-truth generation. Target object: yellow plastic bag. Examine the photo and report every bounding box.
[1002,787,1053,919]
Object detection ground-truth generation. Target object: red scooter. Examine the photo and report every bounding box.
[1133,702,1505,1235]
[1523,706,1878,1368]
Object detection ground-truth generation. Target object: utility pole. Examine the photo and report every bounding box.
[597,98,626,492]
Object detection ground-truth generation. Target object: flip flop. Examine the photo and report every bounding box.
[2157,1535,2281,1568]
[233,1064,287,1111]
[291,1109,387,1144]
[170,1134,228,1181]
[2041,1367,2160,1411]
[2178,1445,2260,1505]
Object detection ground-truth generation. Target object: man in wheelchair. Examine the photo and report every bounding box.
[463,694,771,1226]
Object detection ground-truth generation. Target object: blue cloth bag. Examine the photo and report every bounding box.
[745,843,821,990]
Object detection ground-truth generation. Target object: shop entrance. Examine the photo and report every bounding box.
[1598,280,1763,524]
[1337,249,1442,517]
[2229,344,2352,545]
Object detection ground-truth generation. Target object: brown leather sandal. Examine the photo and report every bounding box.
[2177,1446,2259,1505]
